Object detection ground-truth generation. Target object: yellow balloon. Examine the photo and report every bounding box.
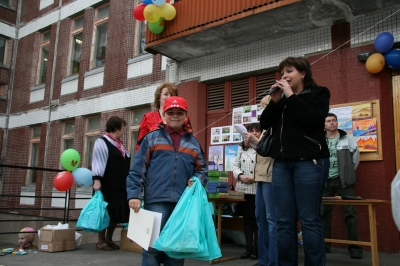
[159,3,176,21]
[366,53,385,73]
[143,4,161,23]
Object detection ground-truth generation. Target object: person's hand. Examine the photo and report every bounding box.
[244,132,260,145]
[275,79,293,98]
[239,175,255,184]
[93,180,101,191]
[188,178,195,187]
[129,199,142,213]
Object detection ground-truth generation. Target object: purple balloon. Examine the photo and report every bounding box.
[384,49,400,70]
[374,32,394,53]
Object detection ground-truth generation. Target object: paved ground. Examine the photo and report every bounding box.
[1,240,400,266]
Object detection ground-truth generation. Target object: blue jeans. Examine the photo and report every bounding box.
[272,158,328,266]
[256,182,278,266]
[142,202,184,266]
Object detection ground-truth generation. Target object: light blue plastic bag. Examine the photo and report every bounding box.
[153,177,221,261]
[77,190,110,232]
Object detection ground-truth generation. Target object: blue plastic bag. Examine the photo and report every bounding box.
[153,177,221,261]
[77,190,110,232]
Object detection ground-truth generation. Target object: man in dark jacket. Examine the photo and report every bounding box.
[321,113,363,259]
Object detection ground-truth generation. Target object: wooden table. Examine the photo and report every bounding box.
[208,197,246,264]
[321,199,389,266]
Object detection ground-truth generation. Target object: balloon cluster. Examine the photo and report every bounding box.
[133,0,176,35]
[53,149,93,191]
[366,32,400,73]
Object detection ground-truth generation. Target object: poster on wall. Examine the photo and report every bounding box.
[352,118,377,152]
[211,127,222,145]
[224,145,239,171]
[208,145,224,170]
[330,102,377,153]
[232,104,264,125]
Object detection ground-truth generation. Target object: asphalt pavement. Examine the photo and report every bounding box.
[1,240,400,266]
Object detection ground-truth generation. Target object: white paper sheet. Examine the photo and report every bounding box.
[233,124,256,148]
[127,208,158,251]
[149,211,162,248]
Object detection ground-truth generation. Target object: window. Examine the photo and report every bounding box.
[61,120,75,152]
[69,16,84,75]
[0,0,10,7]
[134,0,146,55]
[28,126,41,184]
[92,4,109,68]
[37,31,50,85]
[0,36,6,65]
[207,73,276,112]
[129,106,151,165]
[84,116,101,170]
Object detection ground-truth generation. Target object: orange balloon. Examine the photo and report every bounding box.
[366,53,385,73]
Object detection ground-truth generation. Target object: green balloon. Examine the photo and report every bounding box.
[148,18,164,34]
[60,149,80,171]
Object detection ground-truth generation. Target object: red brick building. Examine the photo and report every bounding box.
[0,0,399,253]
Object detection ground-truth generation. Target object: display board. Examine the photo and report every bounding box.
[329,100,382,161]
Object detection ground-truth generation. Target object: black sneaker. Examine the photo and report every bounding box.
[350,250,363,259]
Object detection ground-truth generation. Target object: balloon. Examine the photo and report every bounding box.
[143,4,161,23]
[133,4,146,21]
[141,0,152,4]
[53,171,74,191]
[384,49,400,69]
[365,53,385,74]
[148,18,165,34]
[374,32,394,53]
[72,168,93,186]
[152,0,166,6]
[60,149,80,171]
[159,3,176,21]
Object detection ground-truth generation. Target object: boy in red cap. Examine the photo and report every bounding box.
[127,96,208,266]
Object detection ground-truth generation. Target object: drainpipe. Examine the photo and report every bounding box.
[0,0,22,194]
[40,0,62,216]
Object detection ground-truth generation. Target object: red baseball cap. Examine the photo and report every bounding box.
[163,96,188,112]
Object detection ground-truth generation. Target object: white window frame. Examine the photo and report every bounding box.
[90,4,109,69]
[27,125,41,185]
[84,116,101,170]
[129,106,151,165]
[36,31,50,85]
[134,0,147,56]
[67,16,84,76]
[0,35,7,66]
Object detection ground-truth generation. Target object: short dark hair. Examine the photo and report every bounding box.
[154,82,178,109]
[105,116,126,133]
[326,113,337,121]
[240,123,261,150]
[278,57,317,88]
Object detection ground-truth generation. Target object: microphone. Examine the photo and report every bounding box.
[266,86,280,95]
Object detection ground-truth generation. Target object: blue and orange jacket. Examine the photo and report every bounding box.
[126,124,208,204]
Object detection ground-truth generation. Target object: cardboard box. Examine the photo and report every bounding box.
[228,191,245,199]
[39,228,75,253]
[120,229,142,252]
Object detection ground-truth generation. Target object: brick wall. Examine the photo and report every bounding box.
[309,46,398,252]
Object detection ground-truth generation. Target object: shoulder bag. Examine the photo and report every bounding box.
[256,127,273,157]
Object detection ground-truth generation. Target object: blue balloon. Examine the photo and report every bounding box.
[152,0,166,6]
[384,49,400,70]
[374,32,394,53]
[141,0,152,4]
[72,168,93,186]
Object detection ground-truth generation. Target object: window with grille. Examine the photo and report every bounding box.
[84,116,101,170]
[37,31,50,85]
[207,73,275,112]
[92,4,109,68]
[69,16,84,75]
[28,126,41,184]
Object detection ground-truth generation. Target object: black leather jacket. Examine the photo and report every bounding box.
[260,85,330,159]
